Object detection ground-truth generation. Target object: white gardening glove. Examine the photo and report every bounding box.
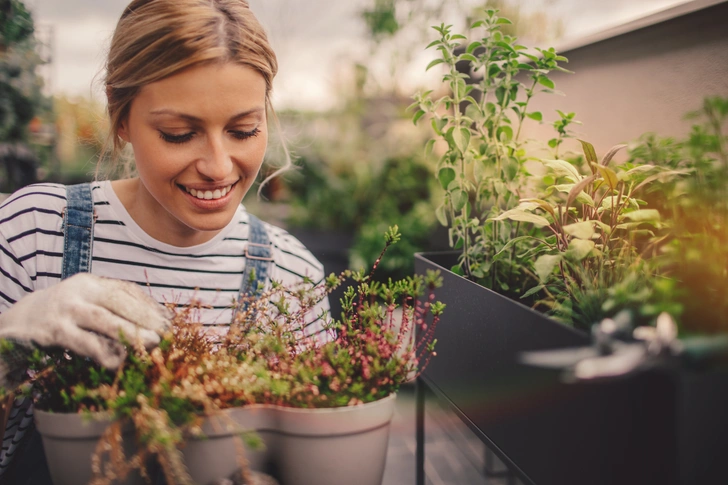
[0,273,172,369]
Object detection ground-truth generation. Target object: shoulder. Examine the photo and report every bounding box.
[0,183,68,233]
[243,211,326,283]
[0,183,67,215]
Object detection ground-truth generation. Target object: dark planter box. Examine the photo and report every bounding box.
[416,252,728,485]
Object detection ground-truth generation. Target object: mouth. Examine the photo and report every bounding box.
[179,181,238,201]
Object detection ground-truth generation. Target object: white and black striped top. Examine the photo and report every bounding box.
[0,181,331,333]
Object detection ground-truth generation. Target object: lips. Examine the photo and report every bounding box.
[181,182,237,200]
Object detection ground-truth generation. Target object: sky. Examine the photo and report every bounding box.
[27,0,378,110]
[26,0,692,111]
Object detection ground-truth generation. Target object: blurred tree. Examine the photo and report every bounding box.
[361,0,400,41]
[0,0,33,51]
[52,94,107,183]
[0,0,49,192]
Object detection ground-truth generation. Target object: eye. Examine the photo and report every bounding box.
[230,127,261,140]
[159,131,195,144]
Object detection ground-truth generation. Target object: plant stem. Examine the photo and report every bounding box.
[514,80,538,142]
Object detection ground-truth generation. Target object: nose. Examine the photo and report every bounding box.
[196,135,233,181]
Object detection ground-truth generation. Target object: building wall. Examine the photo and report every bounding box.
[519,0,728,157]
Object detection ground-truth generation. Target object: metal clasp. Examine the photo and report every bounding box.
[60,208,98,221]
[245,242,274,261]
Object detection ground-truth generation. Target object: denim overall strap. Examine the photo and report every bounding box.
[61,183,95,279]
[236,214,273,315]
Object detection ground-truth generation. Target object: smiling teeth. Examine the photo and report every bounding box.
[186,184,233,200]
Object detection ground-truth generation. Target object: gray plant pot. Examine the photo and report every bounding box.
[189,395,397,485]
[274,393,397,485]
[182,405,277,484]
[34,409,143,485]
[35,394,396,485]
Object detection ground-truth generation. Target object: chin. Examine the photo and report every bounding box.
[183,210,237,233]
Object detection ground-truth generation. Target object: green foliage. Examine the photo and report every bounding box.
[412,9,573,299]
[13,233,446,483]
[542,257,682,330]
[413,10,727,335]
[0,0,46,143]
[29,349,115,413]
[549,110,580,157]
[0,0,34,48]
[626,96,728,335]
[0,337,14,354]
[286,152,439,281]
[361,0,400,40]
[0,0,52,193]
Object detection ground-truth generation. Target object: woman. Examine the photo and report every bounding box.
[0,1,330,481]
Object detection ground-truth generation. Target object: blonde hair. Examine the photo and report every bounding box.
[100,0,290,186]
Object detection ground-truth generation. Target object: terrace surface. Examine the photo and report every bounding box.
[383,383,524,485]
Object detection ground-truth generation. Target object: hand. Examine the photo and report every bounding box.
[0,273,171,369]
[211,470,279,485]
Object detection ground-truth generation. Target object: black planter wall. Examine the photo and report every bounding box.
[415,252,728,485]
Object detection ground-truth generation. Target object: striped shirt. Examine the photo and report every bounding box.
[0,181,332,476]
[0,181,330,329]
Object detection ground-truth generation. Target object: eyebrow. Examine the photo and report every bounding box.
[148,107,265,122]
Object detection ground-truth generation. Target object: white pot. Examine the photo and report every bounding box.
[182,404,277,484]
[273,393,397,485]
[187,394,397,485]
[35,393,397,485]
[34,410,144,485]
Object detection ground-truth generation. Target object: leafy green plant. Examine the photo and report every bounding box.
[627,96,728,335]
[348,156,439,281]
[491,140,683,329]
[411,8,573,297]
[410,9,710,333]
[548,109,580,158]
[0,0,51,192]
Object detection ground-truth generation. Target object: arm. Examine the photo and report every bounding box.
[0,274,172,390]
[0,190,171,389]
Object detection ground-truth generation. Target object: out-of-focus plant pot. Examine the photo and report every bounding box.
[34,410,143,485]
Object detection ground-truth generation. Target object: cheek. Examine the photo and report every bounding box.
[245,134,269,172]
[132,143,185,187]
[135,145,173,176]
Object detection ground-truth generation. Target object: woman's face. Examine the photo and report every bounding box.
[118,62,268,246]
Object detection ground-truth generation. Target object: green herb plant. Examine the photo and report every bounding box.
[411,8,573,298]
[498,140,684,329]
[410,9,695,332]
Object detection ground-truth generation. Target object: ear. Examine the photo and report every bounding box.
[117,120,130,143]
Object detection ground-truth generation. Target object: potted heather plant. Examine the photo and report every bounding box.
[409,8,727,485]
[5,227,444,485]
